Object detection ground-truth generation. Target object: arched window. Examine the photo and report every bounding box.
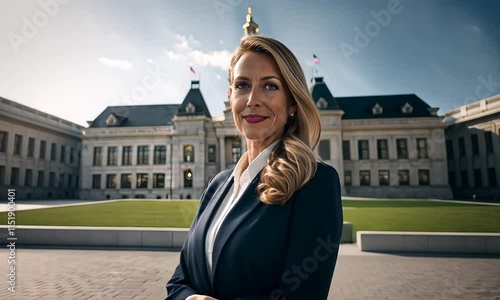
[184,169,193,188]
[183,145,194,162]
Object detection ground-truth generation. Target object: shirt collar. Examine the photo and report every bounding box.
[230,139,280,183]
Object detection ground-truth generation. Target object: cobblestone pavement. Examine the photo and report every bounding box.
[0,245,499,300]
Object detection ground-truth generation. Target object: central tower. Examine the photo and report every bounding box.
[242,5,259,36]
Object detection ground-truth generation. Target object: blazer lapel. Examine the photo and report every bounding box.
[211,174,263,282]
[192,175,234,294]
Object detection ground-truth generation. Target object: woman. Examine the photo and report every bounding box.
[166,36,343,300]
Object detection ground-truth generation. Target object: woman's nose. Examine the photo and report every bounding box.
[246,88,262,107]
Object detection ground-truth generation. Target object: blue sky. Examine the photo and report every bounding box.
[0,0,499,127]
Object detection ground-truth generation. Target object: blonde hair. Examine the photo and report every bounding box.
[228,36,321,205]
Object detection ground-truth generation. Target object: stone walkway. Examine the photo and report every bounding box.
[0,245,498,300]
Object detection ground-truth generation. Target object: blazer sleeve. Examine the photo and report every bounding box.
[165,174,222,300]
[276,163,343,300]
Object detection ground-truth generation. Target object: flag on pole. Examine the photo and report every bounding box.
[313,54,320,64]
[190,66,196,74]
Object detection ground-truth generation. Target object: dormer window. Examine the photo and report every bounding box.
[402,102,413,114]
[372,103,383,115]
[185,102,196,113]
[105,113,118,126]
[316,97,327,109]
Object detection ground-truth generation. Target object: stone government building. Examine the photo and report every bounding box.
[1,7,499,201]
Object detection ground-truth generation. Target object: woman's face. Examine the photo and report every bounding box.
[229,51,296,146]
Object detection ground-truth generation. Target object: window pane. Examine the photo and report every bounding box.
[359,170,370,186]
[154,146,166,164]
[51,143,57,161]
[358,140,369,160]
[342,141,351,160]
[0,131,8,152]
[28,137,35,157]
[153,173,165,188]
[208,145,216,162]
[377,139,388,159]
[319,140,331,160]
[39,140,46,159]
[344,170,352,186]
[471,135,479,155]
[107,147,117,165]
[396,139,408,159]
[183,145,194,162]
[121,174,132,188]
[106,174,116,188]
[137,146,149,165]
[93,147,102,165]
[232,143,241,163]
[398,170,409,185]
[418,169,430,185]
[122,146,132,165]
[92,174,101,189]
[136,173,148,188]
[184,169,193,187]
[13,134,22,155]
[10,167,20,185]
[458,137,466,157]
[416,138,428,159]
[378,170,389,185]
[488,168,497,187]
[485,132,493,153]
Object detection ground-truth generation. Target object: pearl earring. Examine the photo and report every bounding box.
[290,113,295,117]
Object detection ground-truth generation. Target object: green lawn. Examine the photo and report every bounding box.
[2,199,499,233]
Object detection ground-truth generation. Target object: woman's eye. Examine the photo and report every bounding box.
[264,83,278,91]
[235,82,249,89]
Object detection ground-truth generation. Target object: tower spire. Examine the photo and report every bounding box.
[242,5,259,36]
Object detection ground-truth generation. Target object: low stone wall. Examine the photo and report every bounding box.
[0,223,354,248]
[357,231,500,254]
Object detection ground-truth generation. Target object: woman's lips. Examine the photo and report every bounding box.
[243,115,268,124]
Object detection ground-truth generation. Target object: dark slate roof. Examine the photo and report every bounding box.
[176,81,212,118]
[310,77,340,110]
[335,94,436,119]
[89,104,180,128]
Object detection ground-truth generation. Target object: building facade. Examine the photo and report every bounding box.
[0,97,83,200]
[444,94,500,201]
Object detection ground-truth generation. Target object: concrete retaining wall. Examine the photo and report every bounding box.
[0,222,354,248]
[357,231,500,254]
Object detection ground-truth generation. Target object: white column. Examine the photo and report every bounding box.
[219,136,226,171]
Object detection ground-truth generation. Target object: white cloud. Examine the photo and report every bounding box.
[147,58,154,63]
[166,34,232,70]
[98,57,132,71]
[216,74,221,80]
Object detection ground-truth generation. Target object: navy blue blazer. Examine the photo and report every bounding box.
[166,162,343,300]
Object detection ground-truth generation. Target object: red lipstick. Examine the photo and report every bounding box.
[243,114,267,124]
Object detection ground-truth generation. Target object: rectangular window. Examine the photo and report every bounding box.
[184,170,193,188]
[448,171,456,187]
[27,137,35,157]
[458,137,466,157]
[60,145,66,162]
[344,170,352,186]
[121,174,132,188]
[398,170,410,186]
[359,170,371,186]
[342,141,351,160]
[378,170,390,185]
[37,170,45,187]
[107,147,117,165]
[396,139,408,159]
[446,140,454,159]
[13,134,22,155]
[232,143,241,163]
[136,173,148,188]
[319,139,331,160]
[49,171,56,187]
[0,166,5,185]
[39,140,47,159]
[418,169,430,185]
[59,173,65,188]
[471,134,479,155]
[153,173,165,188]
[70,147,74,163]
[10,167,20,185]
[68,174,72,188]
[137,146,149,165]
[488,168,497,187]
[50,143,57,161]
[154,146,166,164]
[183,145,194,162]
[358,140,369,160]
[93,147,102,166]
[0,131,8,152]
[460,170,468,187]
[416,138,428,159]
[208,145,216,163]
[377,139,389,159]
[473,169,482,188]
[106,174,116,189]
[25,169,33,186]
[485,131,494,153]
[92,174,101,189]
[122,146,132,165]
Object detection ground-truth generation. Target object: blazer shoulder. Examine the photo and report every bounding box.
[314,161,340,180]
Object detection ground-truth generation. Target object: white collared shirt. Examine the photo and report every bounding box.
[205,140,280,275]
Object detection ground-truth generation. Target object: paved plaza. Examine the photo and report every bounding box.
[0,245,499,300]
